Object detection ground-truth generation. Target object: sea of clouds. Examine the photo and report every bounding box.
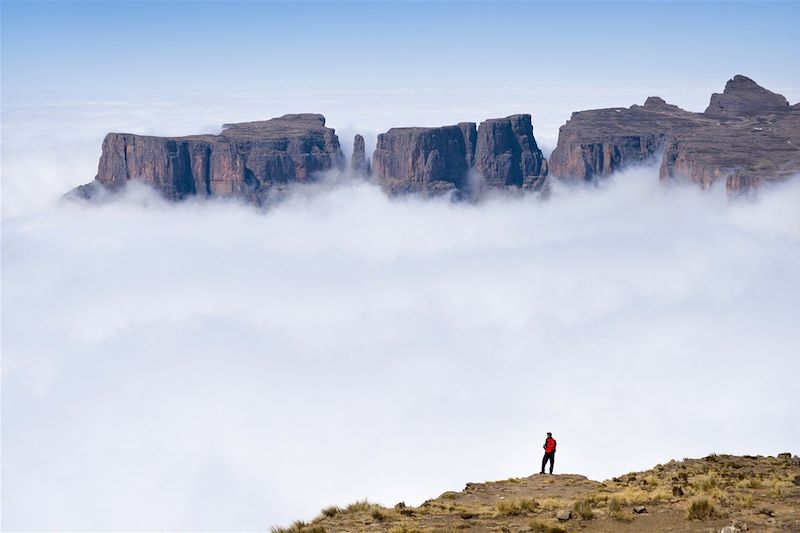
[2,94,799,530]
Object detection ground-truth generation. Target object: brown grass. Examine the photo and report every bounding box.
[271,521,326,533]
[538,497,561,510]
[687,496,716,520]
[573,497,594,520]
[528,518,567,533]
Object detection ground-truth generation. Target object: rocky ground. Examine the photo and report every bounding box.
[274,454,800,533]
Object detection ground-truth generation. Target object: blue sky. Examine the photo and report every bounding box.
[2,1,799,98]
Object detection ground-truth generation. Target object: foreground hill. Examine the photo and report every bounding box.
[274,454,800,533]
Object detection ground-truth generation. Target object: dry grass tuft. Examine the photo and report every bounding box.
[271,521,326,533]
[687,496,716,520]
[538,497,561,510]
[573,497,594,520]
[344,500,380,513]
[317,505,340,519]
[528,518,567,533]
[519,498,539,512]
[607,496,633,521]
[371,508,388,521]
[496,500,520,516]
[693,473,719,492]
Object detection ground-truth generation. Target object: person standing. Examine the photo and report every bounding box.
[541,432,556,474]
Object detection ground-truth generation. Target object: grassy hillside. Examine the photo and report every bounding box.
[273,454,800,533]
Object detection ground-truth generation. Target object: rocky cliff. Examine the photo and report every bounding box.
[71,75,799,203]
[351,134,370,175]
[549,76,800,193]
[72,114,344,202]
[372,124,474,195]
[475,114,547,190]
[372,115,547,196]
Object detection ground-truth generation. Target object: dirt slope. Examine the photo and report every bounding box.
[274,454,800,533]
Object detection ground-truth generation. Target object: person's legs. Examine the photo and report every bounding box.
[542,452,554,474]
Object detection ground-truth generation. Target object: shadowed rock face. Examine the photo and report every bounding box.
[351,134,370,175]
[73,114,344,202]
[372,115,547,196]
[704,75,790,119]
[550,75,800,192]
[372,124,474,195]
[548,99,699,182]
[475,114,547,190]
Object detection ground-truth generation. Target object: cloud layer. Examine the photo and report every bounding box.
[2,93,800,530]
[3,168,799,530]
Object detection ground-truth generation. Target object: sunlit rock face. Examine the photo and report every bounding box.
[72,114,345,203]
[549,75,800,193]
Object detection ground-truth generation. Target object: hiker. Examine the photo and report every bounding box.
[541,432,556,474]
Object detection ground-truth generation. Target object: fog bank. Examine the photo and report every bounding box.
[2,169,799,530]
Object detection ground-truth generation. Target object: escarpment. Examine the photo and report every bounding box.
[549,75,800,193]
[72,114,345,203]
[474,114,548,190]
[372,114,548,196]
[371,124,474,196]
[70,75,799,203]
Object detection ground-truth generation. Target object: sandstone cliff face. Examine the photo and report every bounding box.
[351,134,370,175]
[372,115,548,195]
[372,125,473,195]
[548,98,699,182]
[459,122,478,168]
[704,74,790,119]
[660,78,800,191]
[475,114,547,190]
[659,107,800,191]
[550,76,800,193]
[74,114,344,202]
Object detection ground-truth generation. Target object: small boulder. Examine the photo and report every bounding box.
[777,452,791,459]
[793,475,800,486]
[720,526,738,533]
[633,506,647,514]
[556,509,572,521]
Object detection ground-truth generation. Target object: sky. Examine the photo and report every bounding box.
[2,1,800,531]
[2,1,800,99]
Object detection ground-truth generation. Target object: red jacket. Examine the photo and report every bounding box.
[544,437,556,453]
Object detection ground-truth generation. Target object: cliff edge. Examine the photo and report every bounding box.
[549,75,800,193]
[72,114,345,204]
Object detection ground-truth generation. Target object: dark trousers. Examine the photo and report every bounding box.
[541,451,555,474]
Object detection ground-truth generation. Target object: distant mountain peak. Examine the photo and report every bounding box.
[704,74,789,118]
